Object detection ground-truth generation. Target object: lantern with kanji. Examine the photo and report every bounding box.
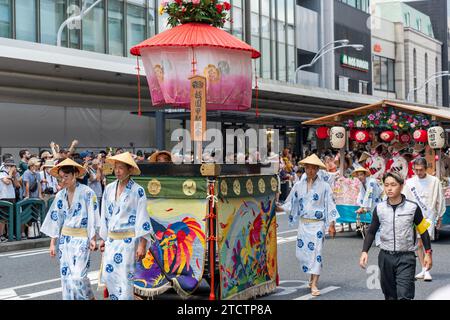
[413,129,428,143]
[428,126,445,149]
[380,131,395,143]
[330,127,346,149]
[354,130,370,144]
[130,23,261,111]
[316,127,330,140]
[399,132,411,144]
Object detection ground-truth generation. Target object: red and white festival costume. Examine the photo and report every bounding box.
[365,151,386,181]
[386,151,409,180]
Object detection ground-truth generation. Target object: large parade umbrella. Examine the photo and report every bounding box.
[130,23,261,113]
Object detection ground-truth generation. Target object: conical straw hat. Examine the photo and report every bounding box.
[49,158,86,178]
[298,154,326,170]
[351,167,371,177]
[106,152,141,175]
[358,152,371,163]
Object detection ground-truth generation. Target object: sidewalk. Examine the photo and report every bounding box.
[0,238,50,253]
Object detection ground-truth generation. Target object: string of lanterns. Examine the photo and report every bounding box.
[315,126,446,150]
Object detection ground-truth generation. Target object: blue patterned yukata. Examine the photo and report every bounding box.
[284,176,339,275]
[40,183,100,300]
[99,179,152,300]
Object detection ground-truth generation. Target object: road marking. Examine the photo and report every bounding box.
[0,248,49,258]
[0,271,99,300]
[277,235,297,244]
[277,229,296,235]
[10,251,50,259]
[276,212,286,216]
[293,286,340,300]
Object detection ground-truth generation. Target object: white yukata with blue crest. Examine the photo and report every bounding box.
[357,177,383,246]
[283,176,339,275]
[40,183,100,300]
[99,179,152,300]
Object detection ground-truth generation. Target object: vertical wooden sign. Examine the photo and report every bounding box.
[190,75,207,162]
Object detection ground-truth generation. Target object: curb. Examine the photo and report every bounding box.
[0,238,51,253]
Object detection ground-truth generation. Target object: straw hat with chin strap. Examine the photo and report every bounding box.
[351,167,371,177]
[106,152,141,175]
[298,154,327,170]
[49,158,87,178]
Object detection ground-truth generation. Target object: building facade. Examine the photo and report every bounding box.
[0,0,382,158]
[372,1,443,106]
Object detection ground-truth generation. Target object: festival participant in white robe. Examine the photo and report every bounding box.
[402,158,445,282]
[365,143,386,182]
[40,159,100,300]
[277,154,339,297]
[99,152,152,300]
[386,142,409,180]
[353,167,383,244]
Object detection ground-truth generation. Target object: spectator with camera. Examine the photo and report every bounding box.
[88,154,104,211]
[40,160,59,204]
[0,158,21,242]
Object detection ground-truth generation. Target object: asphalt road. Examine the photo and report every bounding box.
[1,212,449,300]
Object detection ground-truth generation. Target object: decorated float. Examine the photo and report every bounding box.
[104,0,278,300]
[303,100,450,229]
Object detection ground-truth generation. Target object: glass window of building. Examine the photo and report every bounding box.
[127,0,146,57]
[148,0,156,38]
[261,0,271,79]
[68,0,81,49]
[0,0,12,38]
[40,0,67,46]
[387,59,395,92]
[108,0,124,56]
[15,0,37,42]
[374,55,395,93]
[82,0,105,53]
[233,0,244,39]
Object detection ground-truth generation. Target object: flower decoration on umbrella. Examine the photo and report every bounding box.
[160,0,232,28]
[344,108,435,132]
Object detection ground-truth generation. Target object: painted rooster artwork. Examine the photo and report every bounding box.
[134,200,207,298]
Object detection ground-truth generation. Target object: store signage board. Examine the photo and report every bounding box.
[341,54,369,72]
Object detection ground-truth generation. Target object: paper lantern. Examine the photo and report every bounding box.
[380,131,395,143]
[354,130,370,144]
[316,127,330,140]
[399,132,411,144]
[428,126,445,149]
[413,129,428,143]
[330,127,346,149]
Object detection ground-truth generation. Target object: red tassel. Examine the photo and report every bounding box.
[103,288,109,299]
[136,56,142,117]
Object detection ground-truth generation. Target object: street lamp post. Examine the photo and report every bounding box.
[57,0,103,47]
[294,40,365,84]
[406,71,450,103]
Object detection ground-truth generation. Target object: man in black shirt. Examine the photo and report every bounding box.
[360,172,432,300]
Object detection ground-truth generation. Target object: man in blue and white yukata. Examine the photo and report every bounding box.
[277,154,339,297]
[99,152,153,300]
[41,158,101,300]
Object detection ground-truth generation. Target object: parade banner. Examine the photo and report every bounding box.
[133,177,208,298]
[216,175,278,300]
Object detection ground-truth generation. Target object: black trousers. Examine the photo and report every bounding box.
[378,250,416,300]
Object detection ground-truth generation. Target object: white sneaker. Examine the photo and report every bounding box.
[415,269,426,280]
[424,271,432,282]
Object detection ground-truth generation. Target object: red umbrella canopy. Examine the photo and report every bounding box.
[129,23,261,111]
[130,23,261,59]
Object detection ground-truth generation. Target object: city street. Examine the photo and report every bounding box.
[1,212,449,301]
